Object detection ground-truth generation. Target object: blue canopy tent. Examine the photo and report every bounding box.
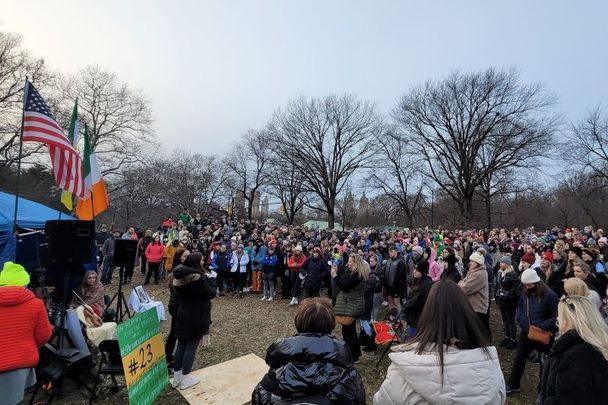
[0,191,75,270]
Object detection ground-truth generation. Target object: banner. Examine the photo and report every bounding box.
[117,308,169,404]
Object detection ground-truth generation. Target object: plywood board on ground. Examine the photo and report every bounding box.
[178,353,268,405]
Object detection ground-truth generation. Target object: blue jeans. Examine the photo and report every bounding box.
[101,256,114,284]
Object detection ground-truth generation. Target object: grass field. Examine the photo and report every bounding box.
[30,272,538,404]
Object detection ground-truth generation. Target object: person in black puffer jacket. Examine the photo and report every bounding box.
[495,256,520,350]
[252,297,365,405]
[401,260,433,337]
[541,295,608,404]
[165,247,190,373]
[171,252,217,391]
[300,247,330,298]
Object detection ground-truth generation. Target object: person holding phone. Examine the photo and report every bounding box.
[300,247,329,298]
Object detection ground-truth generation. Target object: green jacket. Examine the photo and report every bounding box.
[334,270,365,317]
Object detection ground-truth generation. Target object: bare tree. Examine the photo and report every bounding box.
[225,129,272,220]
[567,108,608,185]
[267,160,309,224]
[0,31,52,168]
[367,126,425,228]
[270,94,381,228]
[59,65,154,174]
[394,68,558,225]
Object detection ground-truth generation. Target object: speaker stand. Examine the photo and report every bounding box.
[104,266,131,323]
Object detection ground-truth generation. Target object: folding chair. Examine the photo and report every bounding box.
[89,340,124,404]
[374,308,406,368]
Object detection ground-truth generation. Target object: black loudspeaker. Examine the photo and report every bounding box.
[45,220,95,264]
[113,239,138,268]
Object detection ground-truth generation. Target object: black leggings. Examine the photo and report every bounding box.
[145,262,160,283]
[174,337,201,375]
[499,305,517,340]
[303,287,320,299]
[290,271,301,298]
[342,318,361,360]
[165,307,178,364]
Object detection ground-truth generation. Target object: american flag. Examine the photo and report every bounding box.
[22,81,85,198]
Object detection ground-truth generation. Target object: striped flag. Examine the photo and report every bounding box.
[76,124,109,220]
[60,99,79,210]
[22,81,85,198]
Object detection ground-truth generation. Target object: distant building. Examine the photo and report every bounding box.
[262,196,269,217]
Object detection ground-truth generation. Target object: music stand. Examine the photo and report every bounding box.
[103,266,131,323]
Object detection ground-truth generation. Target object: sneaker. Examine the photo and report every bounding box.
[268,297,273,302]
[353,357,360,364]
[381,301,389,306]
[505,384,520,394]
[171,370,183,388]
[294,298,298,305]
[289,298,296,306]
[179,374,200,390]
[260,296,267,301]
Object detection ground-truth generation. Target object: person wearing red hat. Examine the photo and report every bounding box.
[539,251,555,282]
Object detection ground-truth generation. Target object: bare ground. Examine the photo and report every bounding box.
[27,272,537,404]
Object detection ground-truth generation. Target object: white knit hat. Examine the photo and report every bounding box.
[469,251,485,266]
[521,268,541,284]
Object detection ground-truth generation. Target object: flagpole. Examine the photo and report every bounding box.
[12,77,28,233]
[86,123,96,222]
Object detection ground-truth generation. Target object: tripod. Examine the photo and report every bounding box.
[104,266,131,323]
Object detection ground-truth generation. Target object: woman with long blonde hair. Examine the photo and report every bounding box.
[563,277,603,312]
[331,253,369,363]
[541,295,608,404]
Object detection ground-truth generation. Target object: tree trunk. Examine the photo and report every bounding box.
[247,198,253,220]
[485,189,493,230]
[461,196,474,227]
[327,210,335,230]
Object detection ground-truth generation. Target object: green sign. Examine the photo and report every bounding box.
[117,308,169,405]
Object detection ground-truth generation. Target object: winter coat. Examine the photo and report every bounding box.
[0,287,52,373]
[287,254,306,272]
[541,330,608,405]
[402,276,433,328]
[230,251,250,273]
[374,343,506,405]
[172,265,217,340]
[495,270,520,309]
[252,333,366,405]
[102,237,115,257]
[334,268,365,318]
[516,288,559,334]
[164,244,178,270]
[261,253,278,273]
[145,243,165,263]
[458,263,489,314]
[213,251,232,272]
[546,267,572,297]
[382,257,406,296]
[428,250,443,282]
[300,257,329,290]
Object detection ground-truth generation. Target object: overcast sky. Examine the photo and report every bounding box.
[1,0,607,156]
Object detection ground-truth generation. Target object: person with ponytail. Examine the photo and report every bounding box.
[541,295,608,404]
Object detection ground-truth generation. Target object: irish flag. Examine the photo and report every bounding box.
[60,99,79,210]
[76,124,109,220]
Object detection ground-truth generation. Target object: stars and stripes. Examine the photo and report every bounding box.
[22,81,85,198]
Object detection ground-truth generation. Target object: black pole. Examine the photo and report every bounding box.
[12,78,28,233]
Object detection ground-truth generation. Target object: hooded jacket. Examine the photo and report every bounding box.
[541,330,608,404]
[0,287,52,373]
[252,333,365,404]
[172,265,217,340]
[374,343,505,405]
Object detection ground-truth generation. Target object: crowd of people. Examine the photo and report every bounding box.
[2,205,608,403]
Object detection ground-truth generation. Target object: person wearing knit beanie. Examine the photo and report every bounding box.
[520,268,541,284]
[499,256,512,266]
[412,245,424,257]
[520,251,536,266]
[540,251,554,264]
[469,248,486,266]
[0,262,30,287]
